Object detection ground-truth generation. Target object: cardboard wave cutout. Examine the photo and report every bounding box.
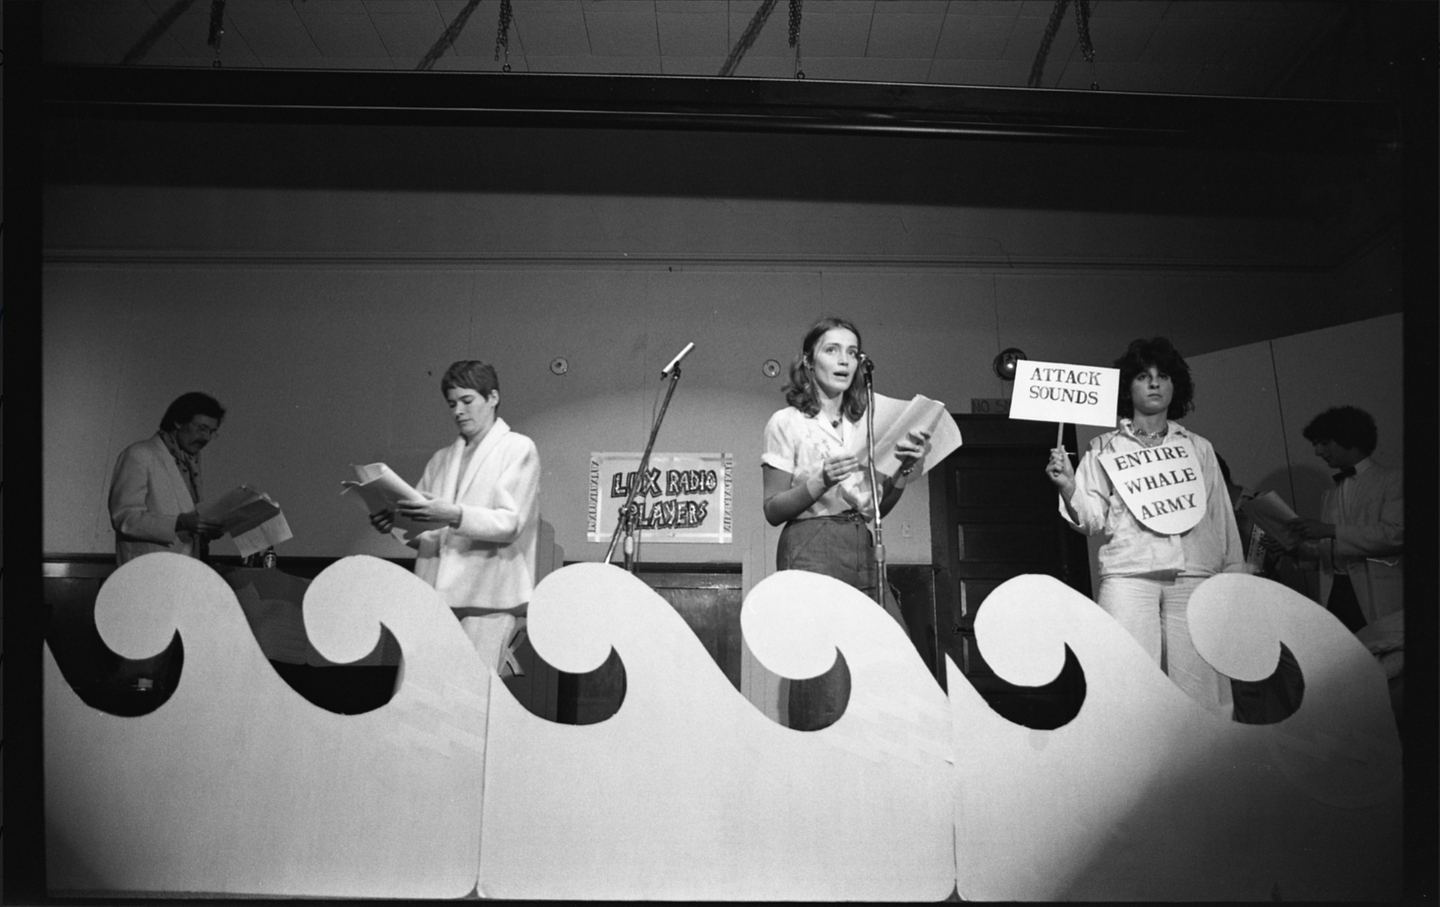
[44,557,1401,901]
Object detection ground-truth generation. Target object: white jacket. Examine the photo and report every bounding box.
[412,417,540,614]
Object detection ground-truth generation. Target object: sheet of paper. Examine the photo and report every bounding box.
[1240,490,1303,549]
[233,512,293,559]
[198,485,290,550]
[846,394,963,477]
[341,463,430,540]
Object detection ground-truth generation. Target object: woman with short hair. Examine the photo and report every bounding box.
[1045,337,1244,715]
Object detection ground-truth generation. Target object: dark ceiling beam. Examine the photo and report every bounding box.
[41,64,1396,152]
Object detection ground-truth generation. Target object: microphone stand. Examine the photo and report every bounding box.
[604,364,684,572]
[861,358,887,608]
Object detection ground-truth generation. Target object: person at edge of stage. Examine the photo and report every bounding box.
[109,391,228,566]
[371,360,540,676]
[1045,337,1246,717]
[761,316,932,731]
[1287,405,1403,634]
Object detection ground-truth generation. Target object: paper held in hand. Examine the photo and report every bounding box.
[1239,490,1304,550]
[846,394,963,476]
[341,463,430,541]
[1007,359,1120,429]
[196,484,293,558]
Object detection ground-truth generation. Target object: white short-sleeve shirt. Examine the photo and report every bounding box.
[762,406,877,520]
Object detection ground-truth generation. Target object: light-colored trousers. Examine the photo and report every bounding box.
[1097,573,1232,715]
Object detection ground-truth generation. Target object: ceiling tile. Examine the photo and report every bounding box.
[225,2,319,58]
[956,1,1023,18]
[934,15,1015,61]
[511,0,590,56]
[1139,16,1231,64]
[584,10,660,56]
[524,54,662,75]
[726,53,798,80]
[657,10,729,57]
[261,55,398,70]
[296,0,370,13]
[1002,13,1078,64]
[660,55,730,76]
[800,13,871,57]
[369,10,450,58]
[728,2,792,57]
[579,0,655,13]
[448,10,518,58]
[363,0,431,15]
[1160,1,1255,21]
[657,1,727,13]
[1093,1,1171,19]
[297,14,388,57]
[927,58,1031,88]
[1081,14,1158,64]
[867,10,946,58]
[1057,58,1194,93]
[801,56,933,83]
[426,53,515,71]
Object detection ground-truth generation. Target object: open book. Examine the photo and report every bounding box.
[197,484,293,558]
[1239,490,1303,550]
[341,463,431,541]
[845,394,964,477]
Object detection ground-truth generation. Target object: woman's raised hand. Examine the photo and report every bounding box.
[1045,447,1076,491]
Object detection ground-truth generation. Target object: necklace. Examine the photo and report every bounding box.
[1131,423,1168,441]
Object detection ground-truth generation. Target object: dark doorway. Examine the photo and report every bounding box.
[929,415,1093,729]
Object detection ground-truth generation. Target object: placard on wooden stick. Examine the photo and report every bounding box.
[1008,359,1120,429]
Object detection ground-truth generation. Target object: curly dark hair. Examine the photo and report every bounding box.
[1114,337,1194,420]
[440,360,499,408]
[159,392,226,432]
[781,316,867,422]
[1302,405,1377,455]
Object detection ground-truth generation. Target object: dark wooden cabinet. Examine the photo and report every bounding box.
[929,415,1093,728]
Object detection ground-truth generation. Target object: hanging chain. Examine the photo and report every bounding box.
[1027,0,1069,87]
[494,0,513,71]
[207,0,226,68]
[789,0,804,79]
[1074,0,1098,89]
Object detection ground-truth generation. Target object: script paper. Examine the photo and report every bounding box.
[197,485,293,558]
[1240,490,1303,549]
[341,463,430,541]
[848,394,963,476]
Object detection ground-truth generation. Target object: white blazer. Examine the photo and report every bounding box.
[108,433,199,564]
[412,417,540,614]
[1310,458,1404,625]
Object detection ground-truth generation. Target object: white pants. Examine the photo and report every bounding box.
[459,613,523,677]
[1098,574,1232,715]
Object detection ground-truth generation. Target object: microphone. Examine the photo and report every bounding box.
[660,342,695,378]
[858,351,875,372]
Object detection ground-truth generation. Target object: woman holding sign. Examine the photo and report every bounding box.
[762,316,932,730]
[1045,337,1244,715]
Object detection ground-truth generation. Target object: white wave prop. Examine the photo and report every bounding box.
[43,554,487,899]
[951,572,1400,901]
[479,564,955,900]
[43,559,1401,900]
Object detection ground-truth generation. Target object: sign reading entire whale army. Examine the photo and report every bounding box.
[1098,435,1208,534]
[588,452,733,543]
[1008,359,1120,429]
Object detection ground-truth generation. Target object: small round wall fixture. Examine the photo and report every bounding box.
[763,359,782,378]
[549,357,569,376]
[992,347,1026,381]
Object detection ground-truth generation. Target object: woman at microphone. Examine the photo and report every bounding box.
[1044,337,1244,715]
[762,316,931,730]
